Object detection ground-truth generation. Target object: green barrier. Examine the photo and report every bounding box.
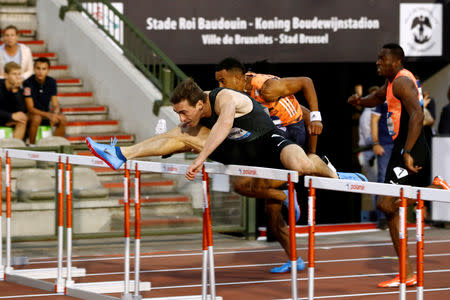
[0,126,13,139]
[36,125,52,142]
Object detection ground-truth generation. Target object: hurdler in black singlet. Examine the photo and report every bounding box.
[200,87,294,169]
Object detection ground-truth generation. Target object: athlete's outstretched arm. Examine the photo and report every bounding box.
[186,90,236,180]
[120,125,210,159]
[349,83,387,107]
[262,77,322,135]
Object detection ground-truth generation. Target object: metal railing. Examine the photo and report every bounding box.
[59,0,188,115]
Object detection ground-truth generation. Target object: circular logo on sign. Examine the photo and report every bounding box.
[404,7,438,53]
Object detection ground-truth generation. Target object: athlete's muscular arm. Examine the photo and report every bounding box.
[393,76,424,173]
[262,77,323,135]
[186,90,236,180]
[301,105,317,153]
[348,83,387,107]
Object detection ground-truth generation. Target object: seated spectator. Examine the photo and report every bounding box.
[0,25,33,79]
[0,62,28,139]
[24,57,66,145]
[438,86,450,135]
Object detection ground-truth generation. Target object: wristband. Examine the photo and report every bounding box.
[310,111,322,122]
[401,148,411,155]
[373,141,380,145]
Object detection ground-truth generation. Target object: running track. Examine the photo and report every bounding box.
[1,232,450,299]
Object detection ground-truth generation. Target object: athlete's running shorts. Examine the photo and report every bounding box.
[384,134,430,187]
[277,120,306,148]
[209,128,294,170]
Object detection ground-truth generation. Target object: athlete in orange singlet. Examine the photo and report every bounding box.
[349,43,449,287]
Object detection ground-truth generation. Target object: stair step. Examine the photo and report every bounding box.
[50,65,70,78]
[62,105,107,114]
[0,8,37,31]
[58,92,94,106]
[111,213,201,231]
[66,133,134,144]
[105,179,175,195]
[57,78,82,86]
[137,195,189,204]
[0,5,35,13]
[57,79,83,92]
[91,167,164,182]
[138,216,202,228]
[62,106,108,121]
[32,52,57,61]
[66,120,119,135]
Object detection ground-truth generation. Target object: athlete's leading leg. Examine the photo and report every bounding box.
[86,125,210,170]
[121,125,210,159]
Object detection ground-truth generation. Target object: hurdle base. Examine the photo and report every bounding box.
[70,280,151,294]
[5,273,56,292]
[121,293,133,300]
[2,256,29,266]
[144,296,222,300]
[9,267,86,279]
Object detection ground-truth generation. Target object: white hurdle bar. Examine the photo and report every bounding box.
[0,148,297,300]
[304,176,450,300]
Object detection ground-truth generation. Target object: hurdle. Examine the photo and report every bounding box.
[0,148,299,299]
[1,151,86,291]
[304,175,450,300]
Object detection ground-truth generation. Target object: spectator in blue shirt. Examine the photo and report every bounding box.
[23,57,66,144]
[0,62,28,139]
[371,101,394,229]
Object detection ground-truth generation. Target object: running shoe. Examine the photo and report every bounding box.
[432,176,449,190]
[377,274,417,288]
[283,189,300,222]
[337,172,368,181]
[270,257,305,273]
[86,137,126,170]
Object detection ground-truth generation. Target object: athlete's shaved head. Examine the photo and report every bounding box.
[216,57,245,74]
[215,58,247,91]
[382,43,405,64]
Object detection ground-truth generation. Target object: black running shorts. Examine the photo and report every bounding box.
[209,128,294,170]
[384,134,430,187]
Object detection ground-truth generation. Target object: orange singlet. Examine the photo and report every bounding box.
[246,72,303,127]
[386,69,419,141]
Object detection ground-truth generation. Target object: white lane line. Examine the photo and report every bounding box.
[277,287,450,299]
[150,269,450,290]
[82,252,450,277]
[26,239,450,264]
[0,293,62,299]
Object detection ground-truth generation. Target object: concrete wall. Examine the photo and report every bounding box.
[36,0,179,142]
[423,64,450,132]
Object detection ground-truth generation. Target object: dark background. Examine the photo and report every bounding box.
[119,0,449,224]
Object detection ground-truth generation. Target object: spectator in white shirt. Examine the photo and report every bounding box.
[0,25,33,80]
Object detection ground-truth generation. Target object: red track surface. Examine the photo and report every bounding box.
[1,234,449,299]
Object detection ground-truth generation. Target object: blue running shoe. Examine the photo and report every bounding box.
[270,257,305,273]
[337,172,368,181]
[86,137,126,170]
[283,189,300,222]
